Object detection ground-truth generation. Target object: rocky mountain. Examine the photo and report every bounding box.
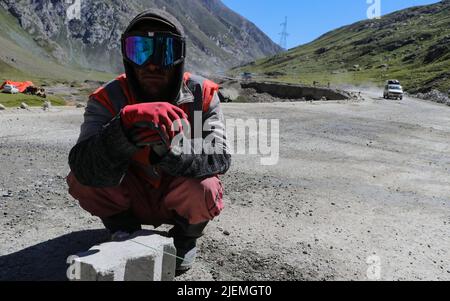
[0,0,281,78]
[234,0,450,93]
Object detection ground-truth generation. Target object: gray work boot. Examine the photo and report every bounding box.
[175,243,198,272]
[169,214,209,273]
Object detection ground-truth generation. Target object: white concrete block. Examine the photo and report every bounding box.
[71,231,176,281]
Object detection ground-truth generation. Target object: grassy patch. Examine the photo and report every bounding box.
[0,92,66,107]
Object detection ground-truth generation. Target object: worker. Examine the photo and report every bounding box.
[66,9,231,272]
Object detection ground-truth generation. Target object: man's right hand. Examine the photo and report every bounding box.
[120,102,188,147]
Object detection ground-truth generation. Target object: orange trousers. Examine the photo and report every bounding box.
[67,171,224,227]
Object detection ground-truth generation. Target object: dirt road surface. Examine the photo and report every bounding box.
[0,92,449,281]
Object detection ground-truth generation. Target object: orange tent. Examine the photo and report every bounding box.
[0,80,34,93]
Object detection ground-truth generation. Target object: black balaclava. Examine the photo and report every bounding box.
[122,9,186,102]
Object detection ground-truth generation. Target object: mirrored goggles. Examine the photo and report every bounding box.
[122,32,185,68]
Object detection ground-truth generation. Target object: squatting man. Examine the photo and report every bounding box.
[67,9,231,272]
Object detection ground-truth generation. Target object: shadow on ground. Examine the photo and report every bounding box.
[0,230,109,281]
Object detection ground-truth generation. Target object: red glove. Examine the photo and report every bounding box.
[121,102,188,147]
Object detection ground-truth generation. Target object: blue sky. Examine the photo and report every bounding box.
[222,0,441,49]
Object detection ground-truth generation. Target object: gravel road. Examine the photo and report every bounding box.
[0,92,449,281]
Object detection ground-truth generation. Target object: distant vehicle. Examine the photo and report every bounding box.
[241,72,253,80]
[2,84,19,94]
[383,80,404,100]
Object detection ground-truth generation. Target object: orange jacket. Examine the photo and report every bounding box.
[74,72,223,188]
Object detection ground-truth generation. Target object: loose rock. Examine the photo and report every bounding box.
[42,101,52,111]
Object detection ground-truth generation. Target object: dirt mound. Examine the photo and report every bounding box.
[217,79,355,103]
[241,81,352,101]
[415,89,450,105]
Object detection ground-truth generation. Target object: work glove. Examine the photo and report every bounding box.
[120,102,188,148]
[127,127,165,148]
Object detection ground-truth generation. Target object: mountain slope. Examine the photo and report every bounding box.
[0,6,113,83]
[0,0,281,77]
[234,0,450,93]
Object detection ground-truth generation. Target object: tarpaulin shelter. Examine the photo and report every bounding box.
[0,80,34,93]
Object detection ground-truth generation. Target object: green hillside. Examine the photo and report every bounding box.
[0,7,113,85]
[233,1,450,93]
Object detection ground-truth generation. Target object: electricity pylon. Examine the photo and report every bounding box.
[279,16,289,50]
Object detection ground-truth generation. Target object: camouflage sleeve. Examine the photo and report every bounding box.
[155,92,232,178]
[68,98,139,187]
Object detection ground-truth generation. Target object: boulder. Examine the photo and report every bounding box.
[42,101,52,111]
[218,87,239,103]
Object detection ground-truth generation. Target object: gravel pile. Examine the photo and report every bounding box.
[415,89,450,106]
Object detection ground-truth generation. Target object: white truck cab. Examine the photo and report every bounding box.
[383,80,404,100]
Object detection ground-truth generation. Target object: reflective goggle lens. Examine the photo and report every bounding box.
[125,36,155,66]
[125,34,183,67]
[164,37,174,66]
